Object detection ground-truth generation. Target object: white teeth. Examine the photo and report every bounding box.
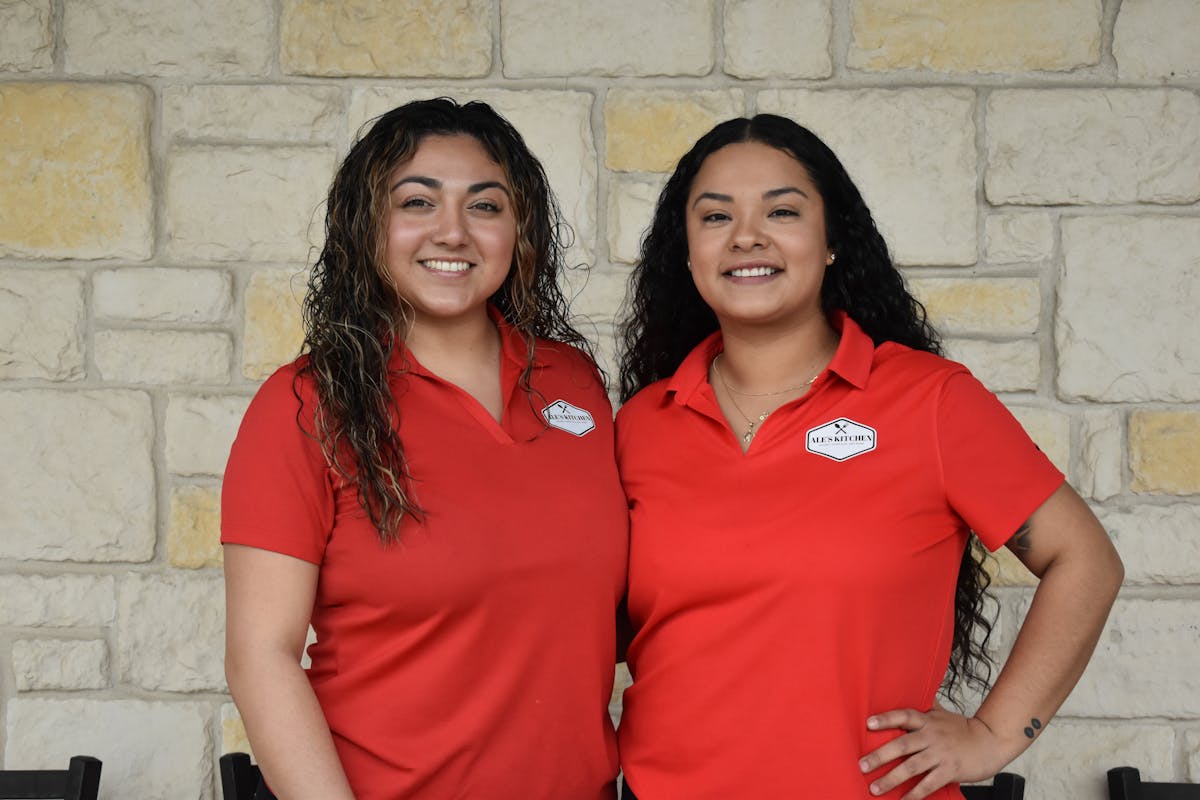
[728,266,778,278]
[422,259,472,273]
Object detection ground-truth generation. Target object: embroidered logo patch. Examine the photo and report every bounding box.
[805,417,877,461]
[542,399,596,437]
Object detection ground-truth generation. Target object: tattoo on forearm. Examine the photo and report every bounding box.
[1022,718,1043,739]
[1007,520,1033,553]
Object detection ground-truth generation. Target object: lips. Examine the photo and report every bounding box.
[421,258,473,273]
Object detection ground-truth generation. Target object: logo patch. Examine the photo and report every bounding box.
[806,417,877,462]
[542,399,596,437]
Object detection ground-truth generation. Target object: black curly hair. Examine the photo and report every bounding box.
[617,113,994,704]
[299,97,593,543]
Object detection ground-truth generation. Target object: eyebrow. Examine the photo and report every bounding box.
[691,186,810,208]
[390,176,511,196]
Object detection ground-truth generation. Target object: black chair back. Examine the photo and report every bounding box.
[0,755,101,800]
[219,753,262,800]
[962,771,1026,800]
[1108,766,1200,799]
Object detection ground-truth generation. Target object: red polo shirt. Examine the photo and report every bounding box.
[615,313,1062,799]
[222,313,628,800]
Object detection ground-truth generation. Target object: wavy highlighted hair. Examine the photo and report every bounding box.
[299,97,590,543]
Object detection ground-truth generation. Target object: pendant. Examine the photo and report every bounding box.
[743,412,770,444]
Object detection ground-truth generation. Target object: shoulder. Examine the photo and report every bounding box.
[533,338,606,390]
[615,378,673,428]
[872,342,971,385]
[240,355,318,437]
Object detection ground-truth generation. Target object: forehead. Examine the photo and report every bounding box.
[393,134,507,179]
[690,141,817,195]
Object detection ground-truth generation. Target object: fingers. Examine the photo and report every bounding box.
[859,730,923,774]
[868,749,958,798]
[866,707,928,733]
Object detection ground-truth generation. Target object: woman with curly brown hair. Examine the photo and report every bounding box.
[221,98,627,800]
[615,114,1122,799]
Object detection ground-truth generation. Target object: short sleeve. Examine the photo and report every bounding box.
[220,365,335,564]
[937,371,1064,551]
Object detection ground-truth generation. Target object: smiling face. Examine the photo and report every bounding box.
[685,141,833,331]
[383,134,517,329]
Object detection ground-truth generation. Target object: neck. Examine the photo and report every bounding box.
[716,313,840,393]
[401,307,501,369]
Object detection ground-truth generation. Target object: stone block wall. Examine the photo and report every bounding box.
[1,1,1197,798]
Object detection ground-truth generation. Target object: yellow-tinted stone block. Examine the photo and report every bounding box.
[0,83,152,259]
[281,0,491,77]
[169,486,222,569]
[850,0,1100,73]
[243,270,307,379]
[912,278,1040,336]
[987,546,1036,587]
[605,90,744,173]
[1130,411,1200,495]
[221,703,253,756]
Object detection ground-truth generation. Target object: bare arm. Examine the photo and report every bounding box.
[224,544,356,800]
[859,483,1124,798]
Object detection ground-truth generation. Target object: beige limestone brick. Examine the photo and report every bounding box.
[0,0,53,72]
[1101,505,1200,585]
[349,89,598,266]
[0,575,115,627]
[95,330,232,385]
[987,548,1036,588]
[986,89,1200,205]
[13,639,108,691]
[1007,405,1070,475]
[605,90,744,173]
[117,572,226,691]
[1114,0,1200,81]
[6,699,209,797]
[1058,216,1200,402]
[0,270,85,381]
[163,85,343,143]
[165,394,251,477]
[723,0,832,79]
[501,0,714,77]
[610,662,632,726]
[984,213,1055,265]
[1004,720,1173,799]
[0,390,155,561]
[93,268,233,323]
[849,0,1100,73]
[1079,409,1123,502]
[0,83,152,260]
[1061,598,1200,717]
[758,89,976,266]
[560,266,630,326]
[243,269,306,380]
[607,177,666,264]
[945,339,1039,393]
[910,278,1039,337]
[165,145,334,263]
[221,703,253,756]
[64,0,270,77]
[169,485,223,569]
[1129,411,1200,495]
[1189,730,1200,782]
[281,0,490,77]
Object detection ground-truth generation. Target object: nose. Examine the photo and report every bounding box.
[730,215,766,251]
[432,206,468,247]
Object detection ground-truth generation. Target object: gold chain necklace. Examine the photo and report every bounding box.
[712,354,821,444]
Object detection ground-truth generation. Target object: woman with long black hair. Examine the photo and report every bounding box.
[615,114,1122,799]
